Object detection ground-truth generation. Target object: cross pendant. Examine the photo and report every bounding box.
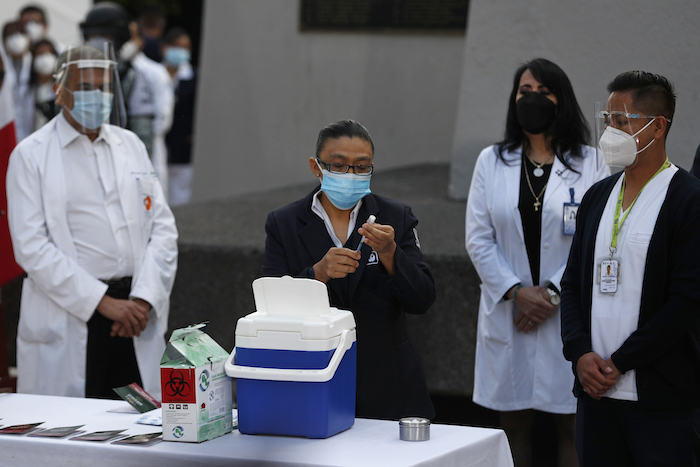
[534,201,541,211]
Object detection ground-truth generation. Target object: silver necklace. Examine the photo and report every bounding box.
[526,153,554,178]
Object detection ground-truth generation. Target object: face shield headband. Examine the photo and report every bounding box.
[54,58,117,83]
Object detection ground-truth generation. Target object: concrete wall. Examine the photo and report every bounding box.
[449,0,700,199]
[191,0,465,202]
[0,0,90,49]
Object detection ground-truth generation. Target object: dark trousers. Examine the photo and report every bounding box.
[85,278,142,399]
[576,393,700,466]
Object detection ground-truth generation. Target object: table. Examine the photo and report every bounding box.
[0,394,513,466]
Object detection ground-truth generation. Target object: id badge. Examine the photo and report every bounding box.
[597,258,621,293]
[563,202,579,235]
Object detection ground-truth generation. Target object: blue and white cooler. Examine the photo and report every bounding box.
[225,276,357,439]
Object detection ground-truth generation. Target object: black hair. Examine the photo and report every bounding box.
[496,58,591,172]
[3,20,24,40]
[607,71,675,135]
[137,5,166,25]
[315,120,374,158]
[163,27,189,45]
[20,5,47,25]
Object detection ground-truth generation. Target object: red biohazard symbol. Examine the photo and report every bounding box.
[143,195,152,211]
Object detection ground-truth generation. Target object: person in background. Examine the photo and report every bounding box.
[19,5,47,47]
[263,120,435,421]
[80,2,173,198]
[19,4,64,52]
[162,27,196,206]
[29,38,57,130]
[562,71,700,466]
[465,58,609,467]
[3,21,33,142]
[137,5,167,63]
[6,45,178,400]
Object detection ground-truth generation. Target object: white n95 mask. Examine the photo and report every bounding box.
[25,21,45,42]
[599,118,656,169]
[5,33,29,56]
[33,52,57,76]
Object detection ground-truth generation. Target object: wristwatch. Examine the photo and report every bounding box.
[546,287,561,306]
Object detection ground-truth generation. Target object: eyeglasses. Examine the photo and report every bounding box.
[316,158,373,176]
[597,110,671,128]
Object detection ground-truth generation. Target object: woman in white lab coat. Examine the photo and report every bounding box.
[465,58,609,466]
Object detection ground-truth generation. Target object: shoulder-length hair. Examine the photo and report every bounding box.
[496,58,590,172]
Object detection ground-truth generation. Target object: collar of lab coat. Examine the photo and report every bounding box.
[543,155,567,207]
[55,111,116,149]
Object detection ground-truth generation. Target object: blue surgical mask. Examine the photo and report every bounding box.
[66,89,113,130]
[318,164,372,210]
[164,47,191,67]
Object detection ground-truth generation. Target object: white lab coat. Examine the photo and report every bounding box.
[465,144,609,413]
[6,115,178,400]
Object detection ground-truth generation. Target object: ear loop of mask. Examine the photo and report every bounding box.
[631,117,658,155]
[620,117,658,170]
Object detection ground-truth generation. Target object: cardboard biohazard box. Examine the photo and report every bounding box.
[160,323,233,442]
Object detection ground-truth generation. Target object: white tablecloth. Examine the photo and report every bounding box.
[0,394,513,466]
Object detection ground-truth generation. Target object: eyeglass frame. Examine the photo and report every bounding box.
[597,110,671,125]
[316,157,374,176]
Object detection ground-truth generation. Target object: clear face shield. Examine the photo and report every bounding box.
[594,101,667,172]
[54,43,126,134]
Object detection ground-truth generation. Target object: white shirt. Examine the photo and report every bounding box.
[591,164,678,400]
[311,190,363,248]
[167,61,194,91]
[129,52,174,136]
[57,113,134,280]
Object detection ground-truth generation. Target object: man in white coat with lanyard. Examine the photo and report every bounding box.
[6,45,178,400]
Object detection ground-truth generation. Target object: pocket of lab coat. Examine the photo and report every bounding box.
[477,284,511,345]
[136,176,155,221]
[18,278,68,343]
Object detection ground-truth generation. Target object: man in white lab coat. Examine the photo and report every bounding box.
[6,45,178,400]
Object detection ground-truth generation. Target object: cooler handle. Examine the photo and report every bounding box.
[224,329,355,383]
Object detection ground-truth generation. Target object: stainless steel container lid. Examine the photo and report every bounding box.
[399,418,430,427]
[399,417,430,441]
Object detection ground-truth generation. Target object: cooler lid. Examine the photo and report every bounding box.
[253,275,329,316]
[236,276,356,340]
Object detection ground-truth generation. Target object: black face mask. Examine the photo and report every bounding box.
[516,91,557,134]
